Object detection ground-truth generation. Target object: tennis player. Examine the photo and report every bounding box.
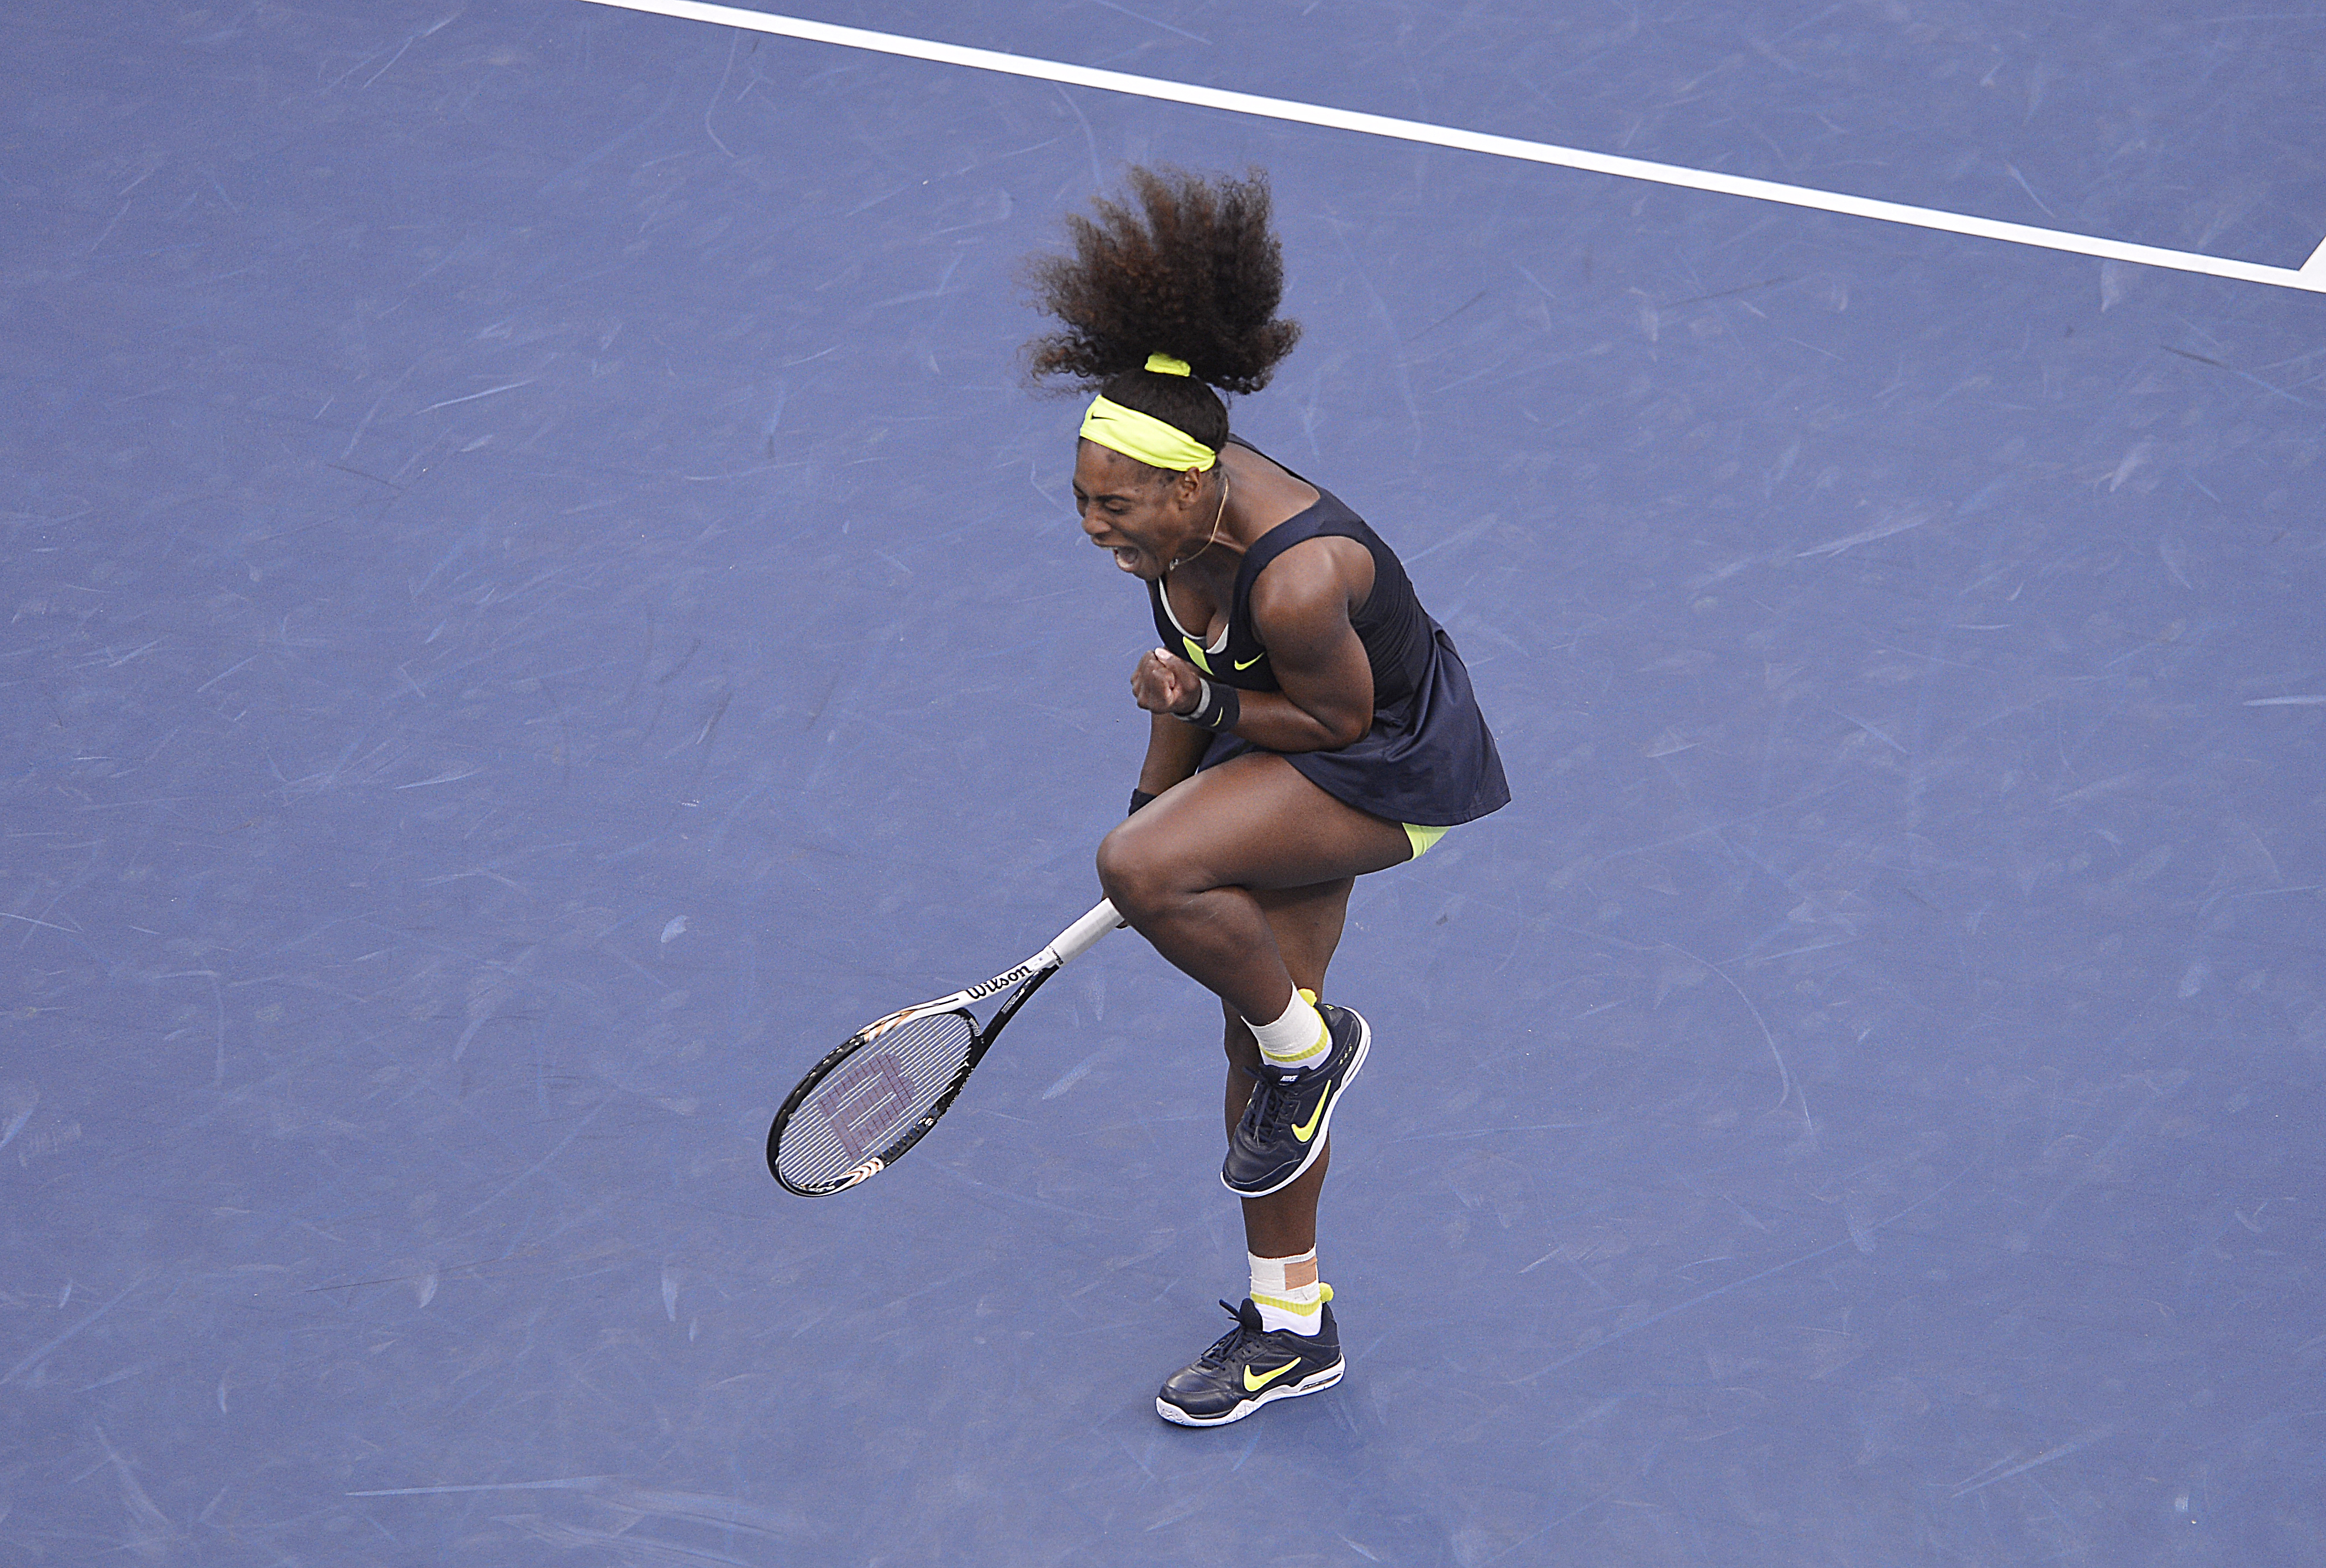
[1023,167,1511,1425]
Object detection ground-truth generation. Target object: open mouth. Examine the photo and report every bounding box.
[1110,545,1141,571]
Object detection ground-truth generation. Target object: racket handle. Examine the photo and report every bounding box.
[1044,898,1123,967]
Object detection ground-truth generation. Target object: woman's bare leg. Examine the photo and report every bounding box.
[1094,752,1409,1025]
[1221,879,1354,1259]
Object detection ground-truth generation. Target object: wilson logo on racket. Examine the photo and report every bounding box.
[819,1051,915,1160]
[962,962,1038,1003]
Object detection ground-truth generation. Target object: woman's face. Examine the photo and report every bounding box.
[1071,440,1208,581]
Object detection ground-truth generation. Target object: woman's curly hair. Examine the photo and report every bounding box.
[1022,166,1300,455]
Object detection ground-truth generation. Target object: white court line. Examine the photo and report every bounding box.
[573,0,2326,296]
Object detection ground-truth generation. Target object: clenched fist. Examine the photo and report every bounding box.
[1132,646,1204,716]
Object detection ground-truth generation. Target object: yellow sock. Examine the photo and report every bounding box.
[1246,988,1328,1071]
[1250,1250,1329,1334]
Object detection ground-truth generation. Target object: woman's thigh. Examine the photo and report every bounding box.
[1106,752,1412,897]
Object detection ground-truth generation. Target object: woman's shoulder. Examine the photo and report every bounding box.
[1239,506,1378,629]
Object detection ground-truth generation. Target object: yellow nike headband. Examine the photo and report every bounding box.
[1077,353,1217,472]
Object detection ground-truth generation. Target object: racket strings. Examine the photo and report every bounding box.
[776,1010,978,1191]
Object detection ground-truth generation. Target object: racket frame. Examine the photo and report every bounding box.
[767,898,1119,1196]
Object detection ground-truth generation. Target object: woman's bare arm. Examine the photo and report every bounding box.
[1129,536,1376,753]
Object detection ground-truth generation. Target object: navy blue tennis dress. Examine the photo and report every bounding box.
[1149,441,1509,829]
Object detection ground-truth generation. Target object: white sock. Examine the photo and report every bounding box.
[1250,1249,1328,1335]
[1245,987,1328,1072]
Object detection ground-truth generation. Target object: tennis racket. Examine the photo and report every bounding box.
[767,898,1123,1196]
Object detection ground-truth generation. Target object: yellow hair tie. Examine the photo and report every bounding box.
[1144,352,1192,377]
[1080,394,1217,472]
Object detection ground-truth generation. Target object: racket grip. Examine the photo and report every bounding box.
[1045,898,1123,967]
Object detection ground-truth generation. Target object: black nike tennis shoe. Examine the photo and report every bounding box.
[1155,1295,1343,1427]
[1221,999,1370,1197]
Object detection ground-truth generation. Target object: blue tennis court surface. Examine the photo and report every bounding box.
[6,1,2323,1561]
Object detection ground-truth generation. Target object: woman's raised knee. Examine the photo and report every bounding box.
[1095,819,1182,922]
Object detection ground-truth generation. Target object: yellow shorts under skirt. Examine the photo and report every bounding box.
[1403,823,1450,860]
